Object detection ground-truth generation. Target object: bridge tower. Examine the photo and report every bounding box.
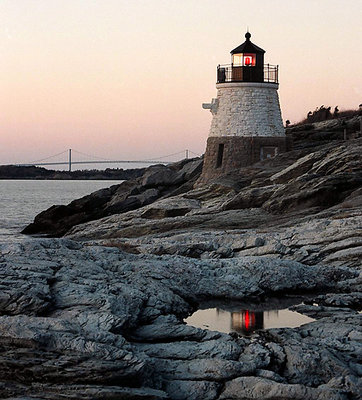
[199,32,289,183]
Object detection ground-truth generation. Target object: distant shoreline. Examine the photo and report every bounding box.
[0,165,146,181]
[0,177,126,180]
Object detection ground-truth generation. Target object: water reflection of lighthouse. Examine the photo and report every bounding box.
[231,310,264,335]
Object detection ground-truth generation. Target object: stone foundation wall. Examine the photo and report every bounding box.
[199,136,290,183]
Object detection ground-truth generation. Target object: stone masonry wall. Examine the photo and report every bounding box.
[199,136,290,183]
[209,82,285,138]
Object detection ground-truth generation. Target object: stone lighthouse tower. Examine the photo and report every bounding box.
[199,32,287,182]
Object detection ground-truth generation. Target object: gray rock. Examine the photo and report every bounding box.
[219,376,348,399]
[163,380,220,400]
[256,369,286,383]
[151,358,252,381]
[136,337,241,360]
[140,197,201,219]
[97,207,362,267]
[142,165,184,188]
[66,208,273,240]
[0,238,360,399]
[222,185,278,210]
[270,152,321,184]
[0,383,169,399]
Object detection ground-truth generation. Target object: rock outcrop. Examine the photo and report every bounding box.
[22,158,203,236]
[0,239,360,399]
[287,115,361,150]
[11,119,362,399]
[65,139,362,256]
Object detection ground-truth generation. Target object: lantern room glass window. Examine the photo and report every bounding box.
[232,53,256,66]
[232,54,243,66]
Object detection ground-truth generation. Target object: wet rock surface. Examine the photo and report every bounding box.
[10,123,362,398]
[0,239,360,399]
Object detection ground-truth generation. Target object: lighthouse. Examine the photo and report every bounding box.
[199,32,288,182]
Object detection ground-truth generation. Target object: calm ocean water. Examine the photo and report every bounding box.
[0,179,123,243]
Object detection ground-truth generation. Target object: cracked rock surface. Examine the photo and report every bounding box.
[8,126,362,399]
[0,239,360,399]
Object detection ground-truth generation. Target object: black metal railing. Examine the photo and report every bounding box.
[217,64,278,84]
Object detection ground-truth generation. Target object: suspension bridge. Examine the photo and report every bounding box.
[14,148,201,172]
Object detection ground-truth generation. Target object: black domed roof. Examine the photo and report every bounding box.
[230,32,265,54]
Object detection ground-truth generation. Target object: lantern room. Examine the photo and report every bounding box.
[217,32,278,84]
[231,53,256,67]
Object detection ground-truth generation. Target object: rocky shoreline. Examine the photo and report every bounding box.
[1,239,360,400]
[1,119,361,399]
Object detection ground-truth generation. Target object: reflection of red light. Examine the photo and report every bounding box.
[245,310,250,330]
[231,310,263,334]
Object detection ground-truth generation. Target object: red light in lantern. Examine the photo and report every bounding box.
[243,54,255,66]
[245,310,250,330]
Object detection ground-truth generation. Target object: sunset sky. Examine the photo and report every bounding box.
[1,0,361,167]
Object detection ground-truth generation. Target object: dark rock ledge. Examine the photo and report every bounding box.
[22,158,203,237]
[0,239,360,400]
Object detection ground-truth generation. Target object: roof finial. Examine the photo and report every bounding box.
[245,28,251,41]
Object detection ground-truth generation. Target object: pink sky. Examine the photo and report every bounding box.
[1,0,361,166]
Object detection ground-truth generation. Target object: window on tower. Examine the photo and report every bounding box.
[216,143,225,168]
[232,53,256,67]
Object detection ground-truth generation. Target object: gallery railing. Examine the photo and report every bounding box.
[217,64,279,84]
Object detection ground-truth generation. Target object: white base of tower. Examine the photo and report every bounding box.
[209,82,284,138]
